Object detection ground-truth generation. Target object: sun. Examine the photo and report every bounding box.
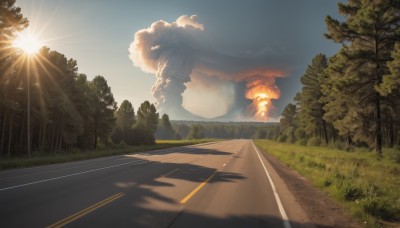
[13,32,42,54]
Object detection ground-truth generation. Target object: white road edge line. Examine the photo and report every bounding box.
[0,160,150,192]
[251,141,291,228]
[0,141,228,192]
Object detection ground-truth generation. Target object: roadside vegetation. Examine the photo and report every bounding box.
[255,139,400,227]
[0,139,218,170]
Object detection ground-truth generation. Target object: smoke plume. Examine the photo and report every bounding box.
[129,15,284,121]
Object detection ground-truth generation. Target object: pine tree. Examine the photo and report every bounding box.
[298,54,329,144]
[187,124,204,140]
[279,103,297,143]
[325,0,400,156]
[0,0,28,156]
[74,74,96,149]
[379,43,400,95]
[91,75,117,148]
[116,100,135,133]
[161,113,172,131]
[320,50,353,145]
[137,101,159,134]
[155,113,176,139]
[379,43,400,146]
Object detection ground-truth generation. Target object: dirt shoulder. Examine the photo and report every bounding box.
[259,147,362,228]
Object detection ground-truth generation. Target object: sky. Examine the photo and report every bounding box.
[16,0,343,121]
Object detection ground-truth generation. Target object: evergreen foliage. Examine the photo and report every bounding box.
[0,1,160,155]
[277,0,400,158]
[324,0,400,156]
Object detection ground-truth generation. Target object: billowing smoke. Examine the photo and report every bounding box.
[129,15,284,121]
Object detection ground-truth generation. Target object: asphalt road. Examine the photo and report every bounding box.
[0,140,310,228]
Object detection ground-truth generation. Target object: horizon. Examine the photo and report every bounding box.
[16,0,342,121]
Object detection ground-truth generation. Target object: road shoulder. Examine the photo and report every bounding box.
[258,146,361,228]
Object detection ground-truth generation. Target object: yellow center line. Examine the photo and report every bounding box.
[180,172,216,204]
[47,192,125,228]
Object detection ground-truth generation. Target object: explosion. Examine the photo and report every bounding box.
[245,79,280,121]
[129,15,284,121]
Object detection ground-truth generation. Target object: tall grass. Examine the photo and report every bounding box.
[254,139,400,227]
[0,139,219,170]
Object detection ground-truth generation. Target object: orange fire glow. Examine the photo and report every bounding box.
[245,80,280,121]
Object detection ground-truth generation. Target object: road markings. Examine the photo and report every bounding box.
[180,172,216,204]
[162,168,180,177]
[251,141,291,228]
[47,192,125,228]
[0,160,150,192]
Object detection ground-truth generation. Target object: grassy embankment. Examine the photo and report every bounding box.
[254,139,400,227]
[0,139,219,170]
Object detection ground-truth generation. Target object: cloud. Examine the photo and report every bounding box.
[129,15,285,121]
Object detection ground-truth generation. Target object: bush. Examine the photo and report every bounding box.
[339,183,364,201]
[296,138,307,146]
[111,129,123,144]
[294,128,306,140]
[362,197,400,220]
[112,127,155,146]
[125,128,155,145]
[327,140,342,149]
[307,137,321,146]
[287,135,296,144]
[277,135,287,142]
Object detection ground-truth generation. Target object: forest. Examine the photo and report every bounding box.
[275,0,400,157]
[1,0,400,160]
[0,1,160,157]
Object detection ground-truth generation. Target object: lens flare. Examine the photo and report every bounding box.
[13,32,42,54]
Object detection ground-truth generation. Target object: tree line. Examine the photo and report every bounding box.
[0,0,162,157]
[170,121,278,140]
[278,0,400,156]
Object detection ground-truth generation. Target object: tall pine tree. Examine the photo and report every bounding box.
[298,54,330,144]
[91,75,117,149]
[137,101,159,134]
[325,0,400,156]
[115,100,135,133]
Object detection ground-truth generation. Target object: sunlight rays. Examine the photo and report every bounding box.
[12,32,42,54]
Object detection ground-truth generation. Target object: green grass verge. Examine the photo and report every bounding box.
[254,139,400,227]
[0,139,220,170]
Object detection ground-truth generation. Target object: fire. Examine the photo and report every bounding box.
[245,80,280,121]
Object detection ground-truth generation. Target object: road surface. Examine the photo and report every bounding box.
[0,140,310,228]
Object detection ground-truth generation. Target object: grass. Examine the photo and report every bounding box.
[254,139,400,228]
[0,138,219,170]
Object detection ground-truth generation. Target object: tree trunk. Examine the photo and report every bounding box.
[347,134,352,146]
[51,120,57,152]
[41,122,46,151]
[389,118,394,148]
[94,114,98,149]
[58,119,63,151]
[375,92,383,157]
[7,112,13,157]
[19,111,26,153]
[374,29,382,158]
[322,120,328,145]
[0,111,6,157]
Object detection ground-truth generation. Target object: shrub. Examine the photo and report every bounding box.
[340,182,364,201]
[277,135,287,142]
[287,135,296,144]
[327,140,342,149]
[362,198,400,220]
[125,128,155,145]
[296,138,307,146]
[307,137,321,146]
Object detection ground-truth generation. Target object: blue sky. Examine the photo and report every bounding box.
[16,0,343,120]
